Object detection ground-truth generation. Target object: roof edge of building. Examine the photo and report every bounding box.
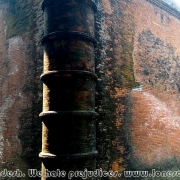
[147,0,180,19]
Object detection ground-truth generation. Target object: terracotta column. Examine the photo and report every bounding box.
[39,0,98,179]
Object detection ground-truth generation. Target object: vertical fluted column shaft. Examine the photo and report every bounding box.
[40,0,98,179]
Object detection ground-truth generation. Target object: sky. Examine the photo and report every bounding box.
[174,0,180,6]
[164,0,180,10]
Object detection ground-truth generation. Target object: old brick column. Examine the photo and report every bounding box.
[39,0,98,179]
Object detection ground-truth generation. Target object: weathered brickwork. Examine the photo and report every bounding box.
[95,0,180,178]
[0,0,43,179]
[130,0,180,173]
[0,0,180,179]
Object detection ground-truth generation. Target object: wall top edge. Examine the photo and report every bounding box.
[147,0,180,19]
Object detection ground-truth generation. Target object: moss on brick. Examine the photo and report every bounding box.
[95,0,138,177]
[5,0,33,39]
[118,35,139,88]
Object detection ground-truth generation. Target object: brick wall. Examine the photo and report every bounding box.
[95,0,180,178]
[0,0,43,179]
[131,0,180,172]
[0,0,180,179]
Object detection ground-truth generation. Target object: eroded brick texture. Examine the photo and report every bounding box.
[130,0,180,173]
[95,0,180,178]
[0,0,43,179]
[0,0,180,179]
[95,0,137,175]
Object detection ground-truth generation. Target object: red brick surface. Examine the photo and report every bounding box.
[96,0,180,174]
[0,0,180,177]
[131,0,180,167]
